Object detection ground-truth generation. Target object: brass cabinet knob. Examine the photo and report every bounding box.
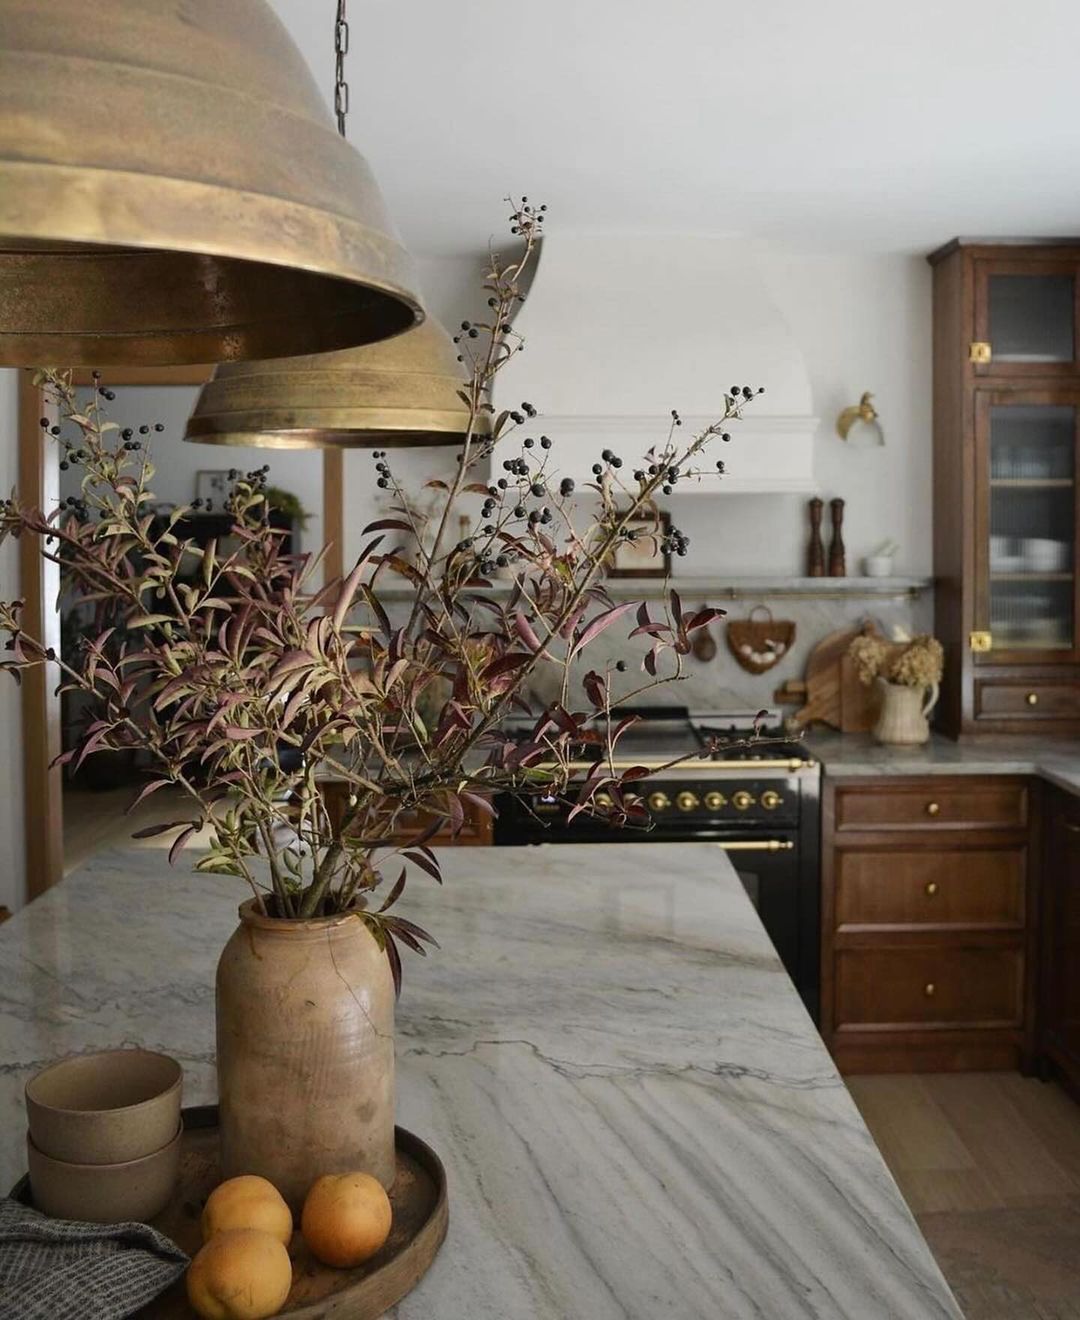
[926,801,941,817]
[648,791,671,812]
[925,881,938,896]
[595,792,614,809]
[760,789,783,811]
[732,790,756,811]
[1026,692,1039,706]
[924,982,936,997]
[676,790,700,812]
[704,791,727,811]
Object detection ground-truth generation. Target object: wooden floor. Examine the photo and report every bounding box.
[849,1073,1080,1318]
[64,784,211,875]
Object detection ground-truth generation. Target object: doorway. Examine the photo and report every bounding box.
[16,367,344,898]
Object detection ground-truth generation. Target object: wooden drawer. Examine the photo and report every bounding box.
[975,679,1080,720]
[834,780,1027,832]
[835,849,1025,929]
[835,946,1024,1029]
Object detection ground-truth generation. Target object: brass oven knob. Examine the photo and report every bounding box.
[925,881,938,896]
[732,790,756,811]
[924,982,936,998]
[648,791,671,813]
[676,791,700,812]
[704,791,727,811]
[760,789,783,811]
[926,801,941,817]
[595,792,613,809]
[1027,692,1039,706]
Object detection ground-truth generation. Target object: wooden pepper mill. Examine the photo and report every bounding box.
[828,497,846,577]
[807,498,825,577]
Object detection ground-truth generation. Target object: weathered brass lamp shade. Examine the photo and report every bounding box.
[0,0,421,367]
[184,319,487,449]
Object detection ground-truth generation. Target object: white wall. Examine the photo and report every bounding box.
[343,246,935,579]
[0,369,26,910]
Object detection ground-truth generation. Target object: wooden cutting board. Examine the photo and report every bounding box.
[777,625,884,732]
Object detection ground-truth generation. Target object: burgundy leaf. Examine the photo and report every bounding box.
[570,602,637,658]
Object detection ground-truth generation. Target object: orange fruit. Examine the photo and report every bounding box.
[201,1175,293,1246]
[186,1227,292,1320]
[301,1171,393,1268]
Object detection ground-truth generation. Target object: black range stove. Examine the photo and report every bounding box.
[492,704,822,1019]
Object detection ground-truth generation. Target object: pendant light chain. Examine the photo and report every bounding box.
[334,0,350,137]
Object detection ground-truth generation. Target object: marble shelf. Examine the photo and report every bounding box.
[0,843,959,1318]
[370,575,932,604]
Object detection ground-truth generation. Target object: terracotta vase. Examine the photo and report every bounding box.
[216,900,395,1211]
[872,679,939,746]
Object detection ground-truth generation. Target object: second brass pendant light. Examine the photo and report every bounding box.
[184,1,483,452]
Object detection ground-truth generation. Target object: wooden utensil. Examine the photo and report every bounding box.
[691,608,717,662]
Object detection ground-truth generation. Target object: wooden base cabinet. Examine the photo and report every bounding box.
[1039,787,1080,1093]
[821,775,1038,1073]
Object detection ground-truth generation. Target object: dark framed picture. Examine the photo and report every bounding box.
[606,509,671,579]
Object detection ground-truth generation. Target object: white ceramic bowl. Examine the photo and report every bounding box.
[862,556,894,578]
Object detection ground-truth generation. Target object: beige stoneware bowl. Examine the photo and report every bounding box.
[25,1048,182,1165]
[27,1124,182,1223]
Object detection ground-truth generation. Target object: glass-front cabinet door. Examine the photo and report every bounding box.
[974,391,1079,662]
[973,260,1080,376]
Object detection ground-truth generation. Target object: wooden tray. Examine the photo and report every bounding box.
[12,1105,448,1319]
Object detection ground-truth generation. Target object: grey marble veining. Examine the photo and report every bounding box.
[807,730,1080,796]
[0,844,960,1319]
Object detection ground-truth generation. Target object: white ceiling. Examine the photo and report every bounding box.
[271,0,1080,258]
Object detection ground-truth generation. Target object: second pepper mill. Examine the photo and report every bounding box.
[807,498,825,576]
[828,497,846,577]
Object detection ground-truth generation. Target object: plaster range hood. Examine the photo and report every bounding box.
[497,233,818,494]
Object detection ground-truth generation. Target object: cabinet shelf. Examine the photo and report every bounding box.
[990,572,1074,582]
[989,478,1074,489]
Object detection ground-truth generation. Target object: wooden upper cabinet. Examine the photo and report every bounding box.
[972,257,1080,377]
[929,241,1080,736]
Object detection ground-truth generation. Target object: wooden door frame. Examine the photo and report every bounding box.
[16,368,344,900]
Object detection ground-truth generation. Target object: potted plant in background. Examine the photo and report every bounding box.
[0,201,760,1209]
[849,631,944,745]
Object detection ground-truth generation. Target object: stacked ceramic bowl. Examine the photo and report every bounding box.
[25,1049,183,1223]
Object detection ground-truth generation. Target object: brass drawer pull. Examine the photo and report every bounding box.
[926,802,941,817]
[925,881,938,896]
[1026,692,1039,707]
[924,982,936,997]
[1064,822,1080,835]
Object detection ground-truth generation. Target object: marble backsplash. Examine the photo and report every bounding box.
[521,587,934,713]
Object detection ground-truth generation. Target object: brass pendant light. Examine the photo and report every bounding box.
[0,0,422,367]
[184,0,481,451]
[185,317,486,449]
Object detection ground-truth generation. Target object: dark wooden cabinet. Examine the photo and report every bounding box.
[929,241,1080,737]
[821,774,1038,1073]
[320,779,493,847]
[1039,786,1080,1092]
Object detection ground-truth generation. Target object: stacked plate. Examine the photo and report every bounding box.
[25,1049,183,1223]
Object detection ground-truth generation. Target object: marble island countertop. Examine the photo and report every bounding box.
[806,730,1080,797]
[0,843,960,1319]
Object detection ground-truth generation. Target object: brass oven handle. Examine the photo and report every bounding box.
[716,840,795,853]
